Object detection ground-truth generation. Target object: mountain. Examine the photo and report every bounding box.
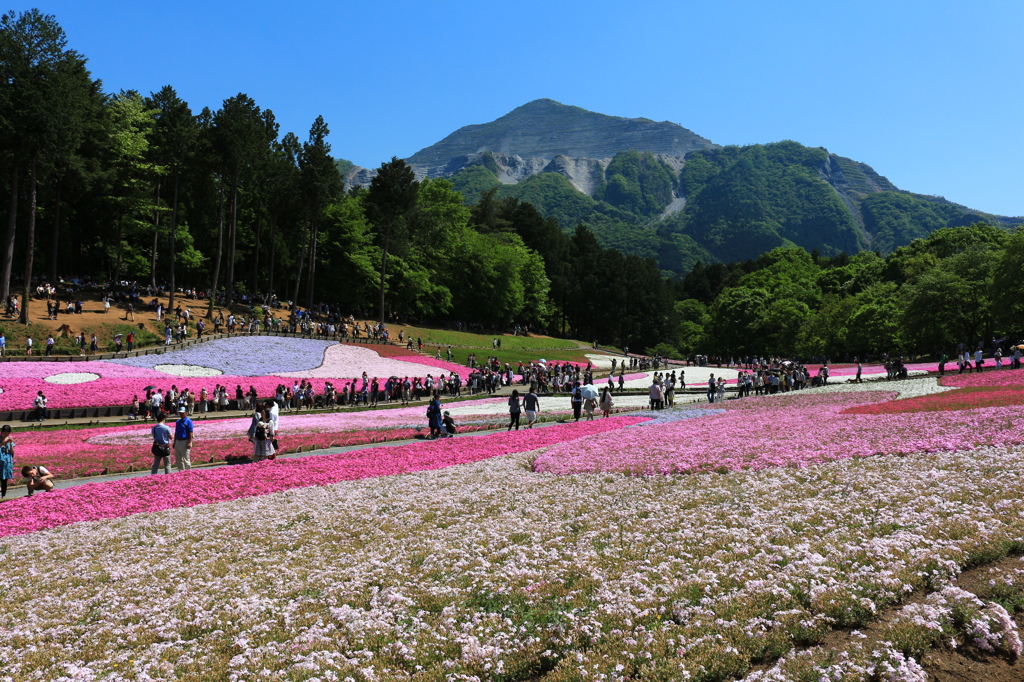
[344,100,1021,274]
[407,98,716,171]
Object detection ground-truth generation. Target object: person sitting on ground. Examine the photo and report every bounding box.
[442,410,457,437]
[22,465,55,496]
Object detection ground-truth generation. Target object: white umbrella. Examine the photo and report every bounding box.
[580,384,599,400]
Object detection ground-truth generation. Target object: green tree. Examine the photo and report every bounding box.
[148,85,197,315]
[901,248,997,352]
[365,157,418,324]
[298,115,343,308]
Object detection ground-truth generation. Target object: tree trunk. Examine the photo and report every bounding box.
[2,165,19,303]
[150,180,161,287]
[305,214,317,309]
[378,220,391,325]
[207,178,225,318]
[225,173,238,311]
[48,173,61,285]
[168,171,179,317]
[292,214,307,306]
[267,215,277,302]
[250,209,261,297]
[19,159,37,325]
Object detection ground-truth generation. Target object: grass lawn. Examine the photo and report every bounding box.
[393,324,584,352]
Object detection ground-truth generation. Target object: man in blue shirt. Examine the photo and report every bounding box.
[173,406,194,471]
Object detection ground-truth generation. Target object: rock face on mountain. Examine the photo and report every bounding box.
[408,98,716,170]
[345,99,716,194]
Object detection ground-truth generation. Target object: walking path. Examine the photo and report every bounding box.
[0,418,575,500]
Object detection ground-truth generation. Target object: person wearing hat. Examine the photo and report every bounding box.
[442,410,457,437]
[172,405,194,471]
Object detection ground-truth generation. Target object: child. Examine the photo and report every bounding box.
[22,465,55,496]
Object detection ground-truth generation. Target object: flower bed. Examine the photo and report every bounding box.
[0,338,474,411]
[9,397,548,478]
[0,416,648,537]
[278,342,471,380]
[844,385,1024,414]
[940,369,1024,388]
[533,390,1024,475]
[2,442,1024,679]
[108,336,334,375]
[841,369,1024,414]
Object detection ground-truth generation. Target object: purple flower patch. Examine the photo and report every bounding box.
[108,337,333,376]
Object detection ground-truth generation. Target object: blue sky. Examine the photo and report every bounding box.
[35,0,1024,216]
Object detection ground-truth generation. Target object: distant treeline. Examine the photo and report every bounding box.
[667,223,1024,360]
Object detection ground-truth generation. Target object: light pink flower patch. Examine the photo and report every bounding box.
[276,343,471,380]
[533,390,1024,475]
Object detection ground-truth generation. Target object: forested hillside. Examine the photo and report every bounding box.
[389,101,1022,276]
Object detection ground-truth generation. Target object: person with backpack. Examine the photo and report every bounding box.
[248,407,276,462]
[0,424,14,498]
[150,413,172,475]
[21,465,55,496]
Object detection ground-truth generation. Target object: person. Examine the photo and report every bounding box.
[442,410,457,437]
[649,379,662,410]
[855,360,863,383]
[599,386,614,418]
[125,302,135,321]
[507,389,522,430]
[127,330,134,352]
[150,413,173,474]
[45,335,54,357]
[583,394,598,420]
[523,386,540,428]
[25,335,32,356]
[172,406,194,471]
[248,407,276,462]
[33,391,48,422]
[707,374,716,404]
[0,330,5,356]
[0,425,14,498]
[426,391,443,438]
[21,465,55,496]
[570,385,583,422]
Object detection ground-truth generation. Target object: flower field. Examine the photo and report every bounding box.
[2,440,1024,680]
[533,376,1024,475]
[3,370,1024,680]
[0,338,472,411]
[844,367,1024,415]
